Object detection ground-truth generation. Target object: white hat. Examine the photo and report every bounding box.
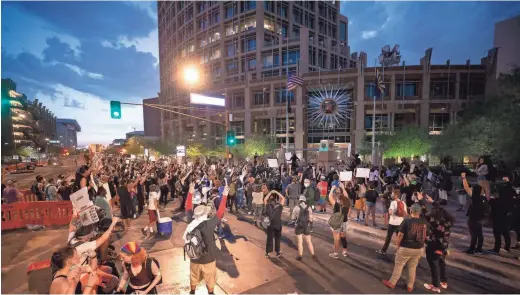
[193,205,211,218]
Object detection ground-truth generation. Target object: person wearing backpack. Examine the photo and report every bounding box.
[183,185,229,295]
[263,190,286,258]
[377,189,408,255]
[117,242,162,294]
[45,178,59,201]
[290,195,317,262]
[32,175,45,201]
[328,183,351,259]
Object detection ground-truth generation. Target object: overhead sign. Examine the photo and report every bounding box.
[176,145,186,157]
[190,93,225,106]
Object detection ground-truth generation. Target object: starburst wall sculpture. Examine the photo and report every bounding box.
[307,85,353,128]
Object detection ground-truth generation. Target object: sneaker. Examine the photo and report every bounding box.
[475,249,484,255]
[440,282,448,289]
[141,228,147,235]
[375,250,387,255]
[501,248,511,253]
[276,252,282,258]
[296,256,302,261]
[486,249,500,255]
[265,253,271,258]
[329,253,339,259]
[355,218,360,222]
[312,255,317,261]
[463,249,475,255]
[342,251,348,257]
[424,284,441,293]
[382,280,395,289]
[407,286,414,293]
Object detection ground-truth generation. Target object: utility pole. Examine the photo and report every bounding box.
[225,88,229,165]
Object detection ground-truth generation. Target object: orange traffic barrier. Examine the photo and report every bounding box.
[18,190,39,202]
[1,201,73,230]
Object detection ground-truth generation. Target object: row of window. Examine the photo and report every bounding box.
[364,81,485,98]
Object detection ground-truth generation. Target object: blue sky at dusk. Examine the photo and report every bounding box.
[2,1,520,145]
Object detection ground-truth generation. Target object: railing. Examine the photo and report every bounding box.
[2,200,73,230]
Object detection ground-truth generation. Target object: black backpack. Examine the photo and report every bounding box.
[145,257,162,285]
[184,223,208,261]
[31,183,39,194]
[296,206,310,228]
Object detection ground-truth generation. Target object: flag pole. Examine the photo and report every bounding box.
[372,59,377,165]
[285,33,290,155]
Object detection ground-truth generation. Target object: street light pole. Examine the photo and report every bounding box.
[225,88,229,165]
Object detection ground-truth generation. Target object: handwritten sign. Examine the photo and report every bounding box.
[356,168,370,178]
[70,187,92,211]
[340,171,353,182]
[268,159,279,168]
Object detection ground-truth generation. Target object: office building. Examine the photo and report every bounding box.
[143,97,161,138]
[1,78,56,156]
[494,15,520,77]
[157,1,498,159]
[56,118,81,149]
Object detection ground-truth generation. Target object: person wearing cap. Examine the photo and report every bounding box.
[2,179,22,204]
[117,242,161,294]
[184,184,229,295]
[383,203,429,292]
[290,195,317,261]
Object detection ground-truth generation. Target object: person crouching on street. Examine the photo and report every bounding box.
[117,242,162,294]
[383,204,429,292]
[291,195,317,261]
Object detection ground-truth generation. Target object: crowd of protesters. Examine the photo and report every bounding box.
[2,152,520,294]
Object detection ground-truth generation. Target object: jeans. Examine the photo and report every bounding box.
[389,247,424,288]
[492,220,511,251]
[289,198,299,218]
[236,188,244,208]
[426,245,447,288]
[253,203,264,223]
[467,218,484,251]
[382,224,400,252]
[266,226,281,254]
[246,194,253,212]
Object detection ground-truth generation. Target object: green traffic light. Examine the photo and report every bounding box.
[226,130,236,146]
[110,101,121,119]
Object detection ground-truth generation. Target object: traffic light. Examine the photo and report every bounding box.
[110,101,121,119]
[226,130,236,146]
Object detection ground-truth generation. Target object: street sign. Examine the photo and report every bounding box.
[176,145,186,157]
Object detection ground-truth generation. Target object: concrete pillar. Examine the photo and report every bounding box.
[255,3,265,79]
[299,27,310,75]
[244,85,252,136]
[353,66,365,152]
[420,60,430,129]
[295,85,305,152]
[390,112,395,131]
[455,72,460,100]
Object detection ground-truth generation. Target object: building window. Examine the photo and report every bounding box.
[366,84,389,97]
[226,42,237,57]
[241,16,257,32]
[309,47,316,66]
[226,60,238,75]
[253,119,271,134]
[245,38,256,51]
[242,1,256,12]
[225,24,238,36]
[396,83,418,97]
[230,121,245,136]
[429,113,450,133]
[275,118,295,134]
[279,4,288,18]
[394,113,416,129]
[264,18,275,32]
[264,1,275,13]
[225,4,235,19]
[292,26,300,38]
[275,89,295,104]
[282,50,300,65]
[262,53,280,68]
[365,114,390,131]
[340,21,347,41]
[231,94,244,109]
[247,58,257,70]
[253,91,270,106]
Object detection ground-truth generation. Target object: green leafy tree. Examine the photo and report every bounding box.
[186,143,205,159]
[377,126,432,159]
[16,146,35,158]
[124,137,144,155]
[243,134,275,158]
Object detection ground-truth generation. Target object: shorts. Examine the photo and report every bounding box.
[318,196,327,205]
[190,261,217,288]
[148,210,158,223]
[383,204,390,214]
[354,198,366,210]
[120,204,132,219]
[477,175,487,181]
[125,284,157,294]
[332,221,348,233]
[295,225,311,236]
[366,201,376,209]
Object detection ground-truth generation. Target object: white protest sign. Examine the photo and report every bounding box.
[410,164,416,173]
[356,168,370,178]
[149,156,156,162]
[131,154,136,159]
[70,187,92,211]
[211,164,216,171]
[340,171,353,182]
[285,152,292,162]
[78,206,99,226]
[268,158,279,168]
[125,159,130,164]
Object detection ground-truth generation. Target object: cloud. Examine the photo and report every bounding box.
[34,84,143,145]
[362,30,378,39]
[118,29,159,65]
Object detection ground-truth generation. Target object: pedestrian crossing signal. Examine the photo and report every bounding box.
[110,101,121,119]
[226,130,236,146]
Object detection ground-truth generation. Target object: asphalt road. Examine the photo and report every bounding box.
[3,160,80,190]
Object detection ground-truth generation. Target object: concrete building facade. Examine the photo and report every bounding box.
[56,119,81,149]
[494,15,520,77]
[157,1,497,159]
[143,97,161,138]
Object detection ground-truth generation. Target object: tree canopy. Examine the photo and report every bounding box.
[378,126,432,159]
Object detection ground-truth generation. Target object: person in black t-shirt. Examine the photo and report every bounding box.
[461,172,485,255]
[383,204,428,292]
[263,190,285,258]
[364,183,379,227]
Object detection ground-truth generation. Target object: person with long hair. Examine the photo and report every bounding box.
[117,242,162,294]
[264,190,286,258]
[49,246,99,294]
[424,200,455,293]
[476,157,491,200]
[328,182,351,259]
[461,172,485,255]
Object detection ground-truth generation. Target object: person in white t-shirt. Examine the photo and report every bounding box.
[143,184,160,236]
[377,189,408,255]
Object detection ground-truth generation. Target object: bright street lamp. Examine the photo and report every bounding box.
[183,65,200,85]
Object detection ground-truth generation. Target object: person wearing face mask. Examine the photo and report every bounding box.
[302,178,317,231]
[263,190,286,258]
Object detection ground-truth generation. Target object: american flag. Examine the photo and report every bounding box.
[374,68,386,97]
[287,74,304,91]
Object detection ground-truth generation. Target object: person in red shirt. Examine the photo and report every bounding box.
[316,176,328,213]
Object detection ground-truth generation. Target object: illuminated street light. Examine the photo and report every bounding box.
[183,65,200,85]
[45,138,49,141]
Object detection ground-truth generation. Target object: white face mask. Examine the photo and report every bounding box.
[304,183,310,188]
